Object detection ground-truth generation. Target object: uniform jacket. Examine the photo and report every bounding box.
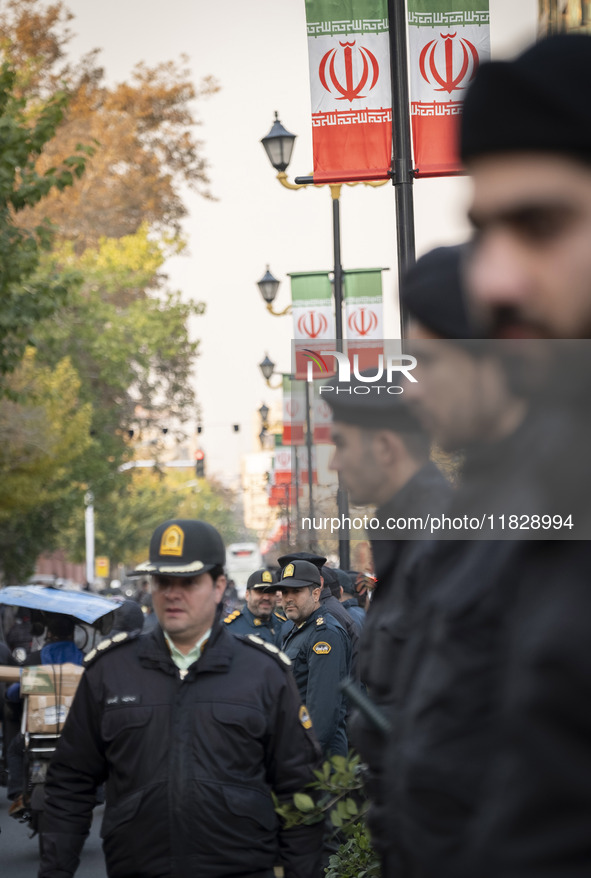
[281,606,351,757]
[223,603,283,646]
[39,622,323,878]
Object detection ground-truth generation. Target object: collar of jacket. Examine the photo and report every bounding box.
[137,615,235,677]
[283,604,324,644]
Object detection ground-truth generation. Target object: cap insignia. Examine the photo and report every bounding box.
[262,571,272,583]
[160,524,184,557]
[284,563,295,578]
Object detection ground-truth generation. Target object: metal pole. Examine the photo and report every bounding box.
[304,378,316,551]
[331,188,351,570]
[293,438,300,546]
[84,491,95,587]
[389,0,416,337]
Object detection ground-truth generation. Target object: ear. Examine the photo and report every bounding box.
[213,574,227,602]
[372,430,403,466]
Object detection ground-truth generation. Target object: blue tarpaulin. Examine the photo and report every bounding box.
[0,586,115,624]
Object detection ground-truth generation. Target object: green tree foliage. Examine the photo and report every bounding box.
[0,62,91,380]
[0,0,219,247]
[0,0,219,577]
[61,468,246,573]
[0,348,92,582]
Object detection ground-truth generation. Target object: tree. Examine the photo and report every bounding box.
[0,62,91,380]
[0,348,92,582]
[0,0,219,248]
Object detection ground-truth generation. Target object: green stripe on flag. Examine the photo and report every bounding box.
[408,0,489,26]
[344,268,383,305]
[289,272,332,307]
[306,0,389,35]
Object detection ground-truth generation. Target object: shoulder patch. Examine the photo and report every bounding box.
[312,641,332,655]
[223,610,241,624]
[84,630,139,666]
[299,704,313,729]
[243,633,292,668]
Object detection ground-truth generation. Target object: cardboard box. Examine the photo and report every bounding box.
[27,694,75,733]
[0,665,22,683]
[20,663,84,696]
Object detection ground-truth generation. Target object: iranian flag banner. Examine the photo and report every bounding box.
[290,272,337,380]
[408,0,490,177]
[282,375,305,446]
[344,268,384,372]
[313,389,333,445]
[305,0,392,182]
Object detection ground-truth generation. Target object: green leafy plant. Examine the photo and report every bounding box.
[273,752,381,876]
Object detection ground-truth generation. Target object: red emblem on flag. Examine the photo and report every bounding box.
[297,311,329,339]
[348,307,378,336]
[319,40,380,102]
[285,400,300,417]
[419,33,479,94]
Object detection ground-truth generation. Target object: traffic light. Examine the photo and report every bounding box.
[195,449,205,478]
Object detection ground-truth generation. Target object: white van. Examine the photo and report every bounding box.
[225,543,263,599]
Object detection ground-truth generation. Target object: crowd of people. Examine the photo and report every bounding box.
[5,29,590,878]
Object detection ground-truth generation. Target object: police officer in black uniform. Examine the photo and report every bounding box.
[277,559,351,758]
[39,519,324,878]
[223,567,284,646]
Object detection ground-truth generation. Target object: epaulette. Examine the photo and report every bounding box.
[223,609,241,624]
[274,611,287,623]
[84,630,140,667]
[242,634,292,669]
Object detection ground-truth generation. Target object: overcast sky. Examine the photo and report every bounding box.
[63,0,538,482]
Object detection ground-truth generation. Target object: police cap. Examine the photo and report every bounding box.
[277,551,327,571]
[247,568,279,590]
[279,560,322,589]
[131,519,225,578]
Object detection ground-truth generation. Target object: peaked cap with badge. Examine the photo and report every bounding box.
[277,551,327,570]
[131,519,225,578]
[247,567,279,590]
[279,559,322,589]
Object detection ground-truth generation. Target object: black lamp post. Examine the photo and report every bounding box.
[260,114,349,568]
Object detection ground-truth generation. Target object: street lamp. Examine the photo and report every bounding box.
[258,357,314,551]
[260,112,296,173]
[257,266,291,317]
[260,115,351,567]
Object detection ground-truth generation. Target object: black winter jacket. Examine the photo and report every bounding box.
[39,623,323,878]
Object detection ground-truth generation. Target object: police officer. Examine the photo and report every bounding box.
[278,559,351,758]
[278,551,359,675]
[223,567,284,646]
[39,519,324,878]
